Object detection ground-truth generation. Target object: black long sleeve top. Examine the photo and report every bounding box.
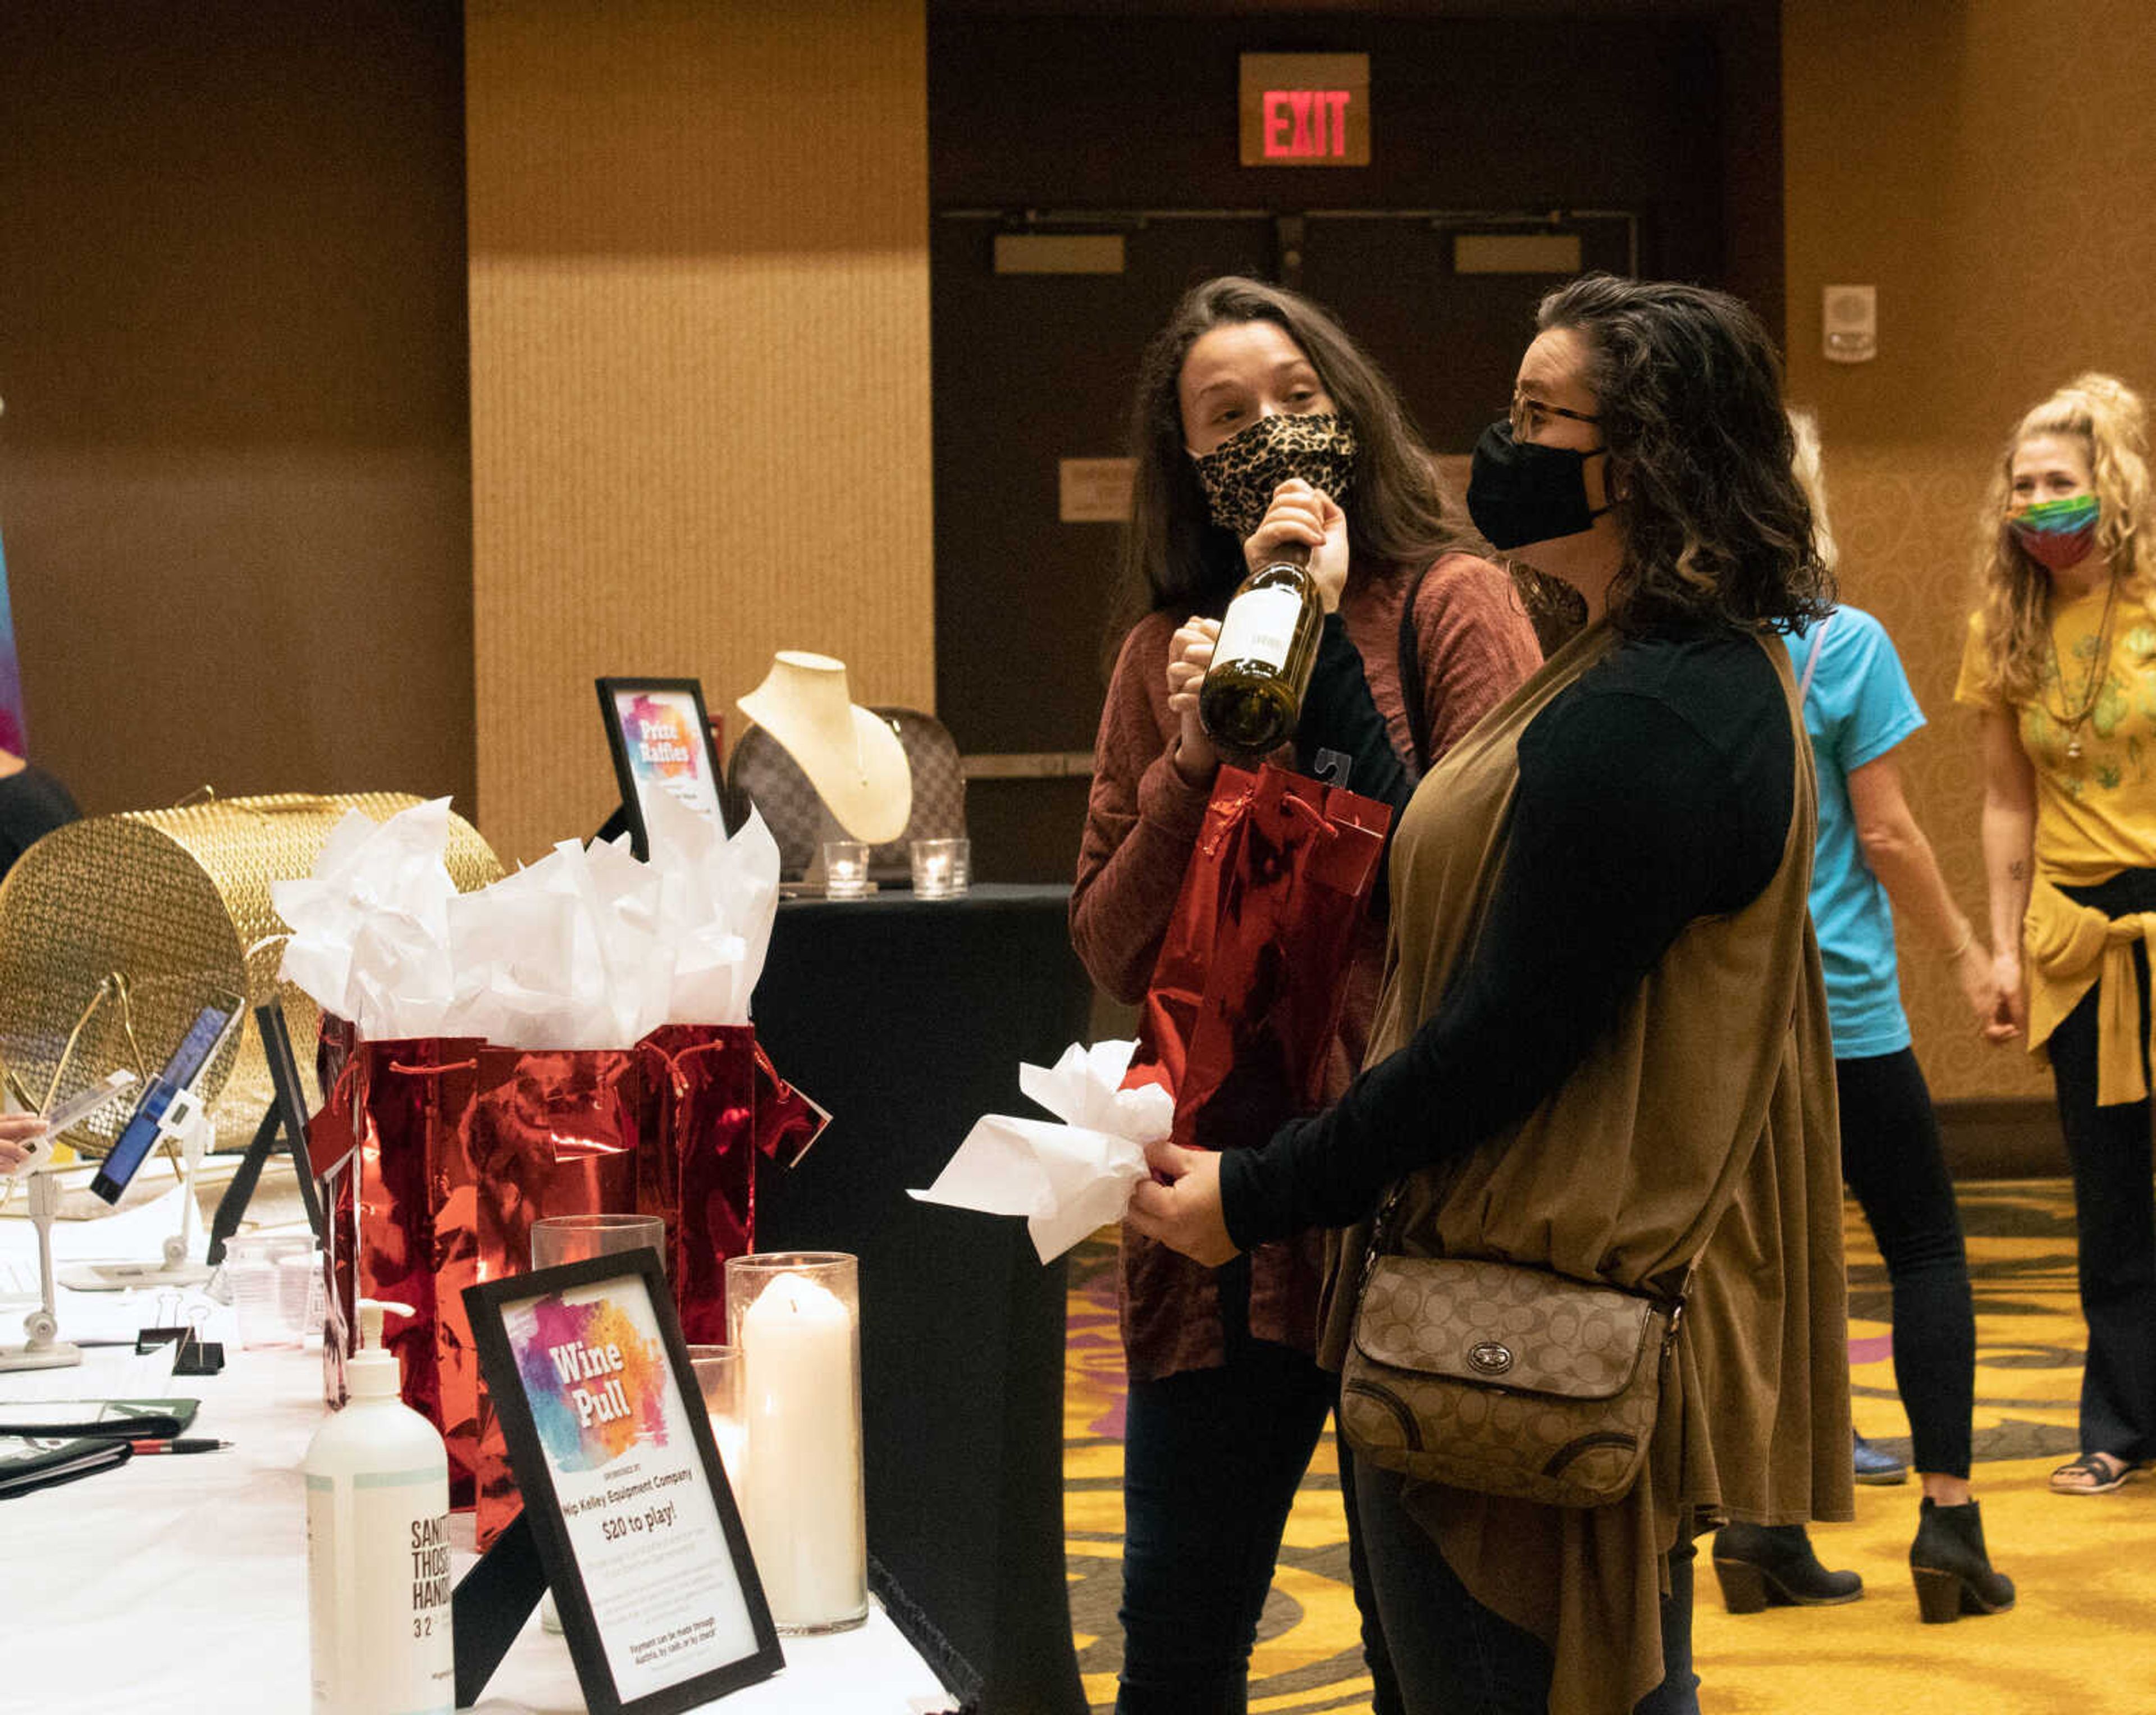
[1219,624,1797,1249]
[1295,613,1418,815]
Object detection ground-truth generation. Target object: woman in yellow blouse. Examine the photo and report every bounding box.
[1956,372,2156,1495]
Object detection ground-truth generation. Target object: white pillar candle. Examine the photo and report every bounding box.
[738,1270,865,1629]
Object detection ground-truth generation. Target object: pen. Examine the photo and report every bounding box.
[127,1439,232,1456]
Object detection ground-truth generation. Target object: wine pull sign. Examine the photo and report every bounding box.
[1239,53,1371,167]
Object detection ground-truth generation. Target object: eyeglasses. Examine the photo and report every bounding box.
[1509,394,1602,439]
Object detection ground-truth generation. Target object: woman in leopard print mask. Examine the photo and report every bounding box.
[1071,275,1544,1715]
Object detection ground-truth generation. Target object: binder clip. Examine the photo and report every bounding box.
[172,1306,223,1376]
[136,1289,192,1354]
[138,1297,225,1374]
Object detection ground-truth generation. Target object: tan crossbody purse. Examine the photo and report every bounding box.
[1338,1192,1692,1509]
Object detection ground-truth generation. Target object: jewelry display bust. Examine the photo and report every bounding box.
[736,652,912,845]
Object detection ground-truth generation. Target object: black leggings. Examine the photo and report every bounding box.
[2045,868,2156,1462]
[1835,1048,1975,1478]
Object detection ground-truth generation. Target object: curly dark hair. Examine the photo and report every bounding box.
[1111,276,1479,644]
[1536,274,1834,634]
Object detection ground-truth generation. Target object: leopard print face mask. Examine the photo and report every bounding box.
[1189,412,1359,540]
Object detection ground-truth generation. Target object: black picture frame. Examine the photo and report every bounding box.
[463,1249,783,1714]
[595,677,733,859]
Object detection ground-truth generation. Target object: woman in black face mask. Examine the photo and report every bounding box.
[1129,275,1846,1714]
[1072,276,1542,1715]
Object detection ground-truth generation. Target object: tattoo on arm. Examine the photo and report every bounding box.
[2009,861,2026,881]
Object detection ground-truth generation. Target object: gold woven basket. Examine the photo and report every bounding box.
[0,792,501,1155]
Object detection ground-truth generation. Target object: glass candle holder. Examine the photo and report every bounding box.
[908,836,969,899]
[725,1252,866,1634]
[530,1212,668,1274]
[821,840,870,899]
[688,1343,747,1493]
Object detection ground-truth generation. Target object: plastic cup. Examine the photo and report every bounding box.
[226,1234,316,1349]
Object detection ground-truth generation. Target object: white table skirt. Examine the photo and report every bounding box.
[1,1206,958,1714]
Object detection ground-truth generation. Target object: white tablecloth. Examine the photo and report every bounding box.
[0,1204,958,1714]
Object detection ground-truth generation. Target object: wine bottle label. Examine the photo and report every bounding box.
[1213,587,1305,673]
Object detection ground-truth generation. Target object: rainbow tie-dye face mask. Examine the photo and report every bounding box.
[2009,492,2101,572]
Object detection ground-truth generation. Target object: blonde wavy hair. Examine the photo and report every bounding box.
[1786,408,1840,574]
[1972,372,2155,703]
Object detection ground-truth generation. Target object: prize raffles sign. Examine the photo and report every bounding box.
[596,676,731,860]
[471,1254,780,1714]
[614,686,724,828]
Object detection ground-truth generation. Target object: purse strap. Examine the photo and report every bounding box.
[1357,1178,1696,1330]
[1796,610,1834,706]
[1396,563,1436,776]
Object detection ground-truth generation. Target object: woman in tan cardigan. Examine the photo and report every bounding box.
[1072,275,1541,1715]
[1131,275,1852,1714]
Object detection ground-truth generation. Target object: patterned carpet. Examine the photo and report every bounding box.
[1063,1180,2156,1713]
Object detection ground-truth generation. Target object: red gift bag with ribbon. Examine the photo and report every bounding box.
[313,1021,824,1540]
[1123,763,1392,1148]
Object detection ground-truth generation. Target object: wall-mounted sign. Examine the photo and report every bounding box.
[1059,457,1136,523]
[1239,53,1370,167]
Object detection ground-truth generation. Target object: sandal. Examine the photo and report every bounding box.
[2049,1452,2140,1495]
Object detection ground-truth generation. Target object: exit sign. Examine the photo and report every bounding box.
[1240,53,1370,167]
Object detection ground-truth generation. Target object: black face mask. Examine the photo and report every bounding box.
[1465,419,1611,551]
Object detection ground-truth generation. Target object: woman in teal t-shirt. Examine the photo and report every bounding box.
[1710,418,2017,1626]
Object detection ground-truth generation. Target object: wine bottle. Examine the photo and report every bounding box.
[1198,541,1322,758]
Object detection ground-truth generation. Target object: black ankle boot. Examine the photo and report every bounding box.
[1711,1522,1863,1613]
[1910,1498,2016,1623]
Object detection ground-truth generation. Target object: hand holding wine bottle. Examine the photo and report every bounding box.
[1167,617,1223,784]
[1243,479,1349,612]
[1196,481,1350,758]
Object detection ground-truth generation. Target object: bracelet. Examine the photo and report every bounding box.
[1943,923,1976,962]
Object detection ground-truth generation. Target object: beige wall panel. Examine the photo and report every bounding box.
[468,1,931,864]
[1785,0,2156,1100]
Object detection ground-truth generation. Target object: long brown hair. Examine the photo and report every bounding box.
[1535,274,1834,634]
[1970,373,2154,704]
[1109,276,1476,646]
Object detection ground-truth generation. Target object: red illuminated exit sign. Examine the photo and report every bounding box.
[1240,53,1370,167]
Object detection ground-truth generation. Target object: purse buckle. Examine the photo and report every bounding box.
[1467,1340,1514,1376]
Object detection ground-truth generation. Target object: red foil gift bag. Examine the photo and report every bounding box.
[1125,763,1392,1150]
[318,1022,824,1541]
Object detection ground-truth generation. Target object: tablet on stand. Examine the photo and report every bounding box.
[57,993,244,1293]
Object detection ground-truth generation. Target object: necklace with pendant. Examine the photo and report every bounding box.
[2047,576,2121,766]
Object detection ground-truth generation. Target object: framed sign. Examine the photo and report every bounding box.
[464,1251,782,1714]
[596,677,730,858]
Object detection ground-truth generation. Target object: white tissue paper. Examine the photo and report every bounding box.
[910,1039,1174,1264]
[272,792,783,1048]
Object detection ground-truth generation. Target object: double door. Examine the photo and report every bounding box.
[931,208,1636,879]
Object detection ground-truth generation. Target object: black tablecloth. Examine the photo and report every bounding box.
[752,884,1091,1715]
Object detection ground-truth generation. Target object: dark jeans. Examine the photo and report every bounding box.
[1352,1455,1698,1714]
[1117,1257,1403,1714]
[2048,869,2156,1463]
[1835,1047,1976,1477]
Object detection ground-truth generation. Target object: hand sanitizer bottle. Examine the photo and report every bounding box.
[304,1299,454,1714]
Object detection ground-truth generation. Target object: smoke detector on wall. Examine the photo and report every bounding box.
[1822,285,1877,364]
